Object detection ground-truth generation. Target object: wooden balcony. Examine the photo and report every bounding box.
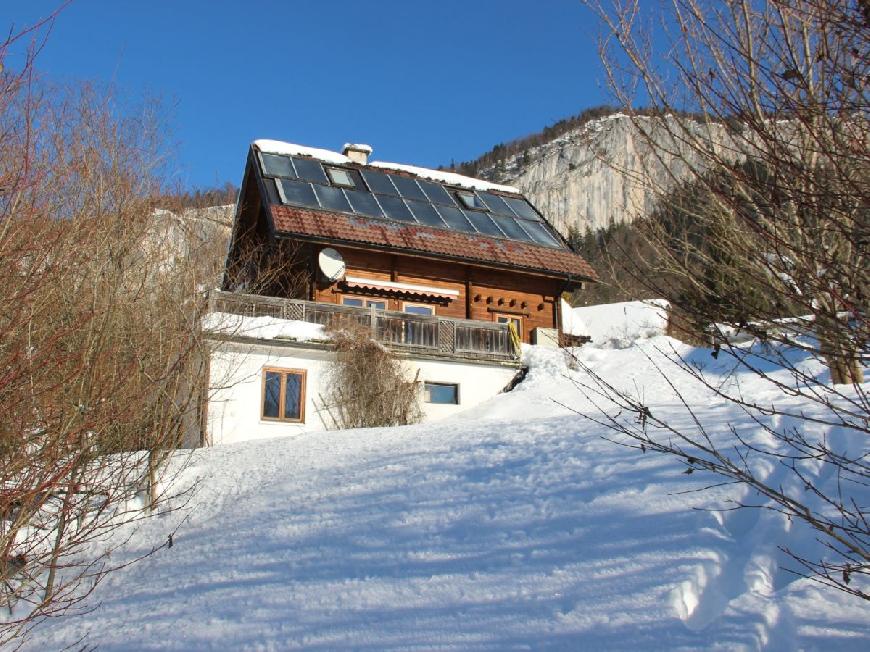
[207,290,521,362]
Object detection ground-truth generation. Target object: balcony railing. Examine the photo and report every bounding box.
[207,290,520,361]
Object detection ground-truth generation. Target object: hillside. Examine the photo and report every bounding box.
[22,312,869,651]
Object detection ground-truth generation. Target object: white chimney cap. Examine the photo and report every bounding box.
[342,143,373,155]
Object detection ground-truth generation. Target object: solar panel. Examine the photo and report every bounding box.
[313,184,352,213]
[503,196,539,221]
[361,170,400,195]
[417,179,456,205]
[433,204,475,233]
[260,153,295,178]
[292,157,329,184]
[463,210,504,237]
[344,189,385,218]
[480,192,513,215]
[377,195,417,223]
[406,200,446,228]
[518,219,561,247]
[491,214,534,242]
[264,149,565,249]
[390,175,428,202]
[276,179,320,210]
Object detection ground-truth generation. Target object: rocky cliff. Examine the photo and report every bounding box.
[478,113,738,235]
[147,204,234,282]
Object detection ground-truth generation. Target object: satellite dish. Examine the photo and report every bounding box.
[318,247,346,282]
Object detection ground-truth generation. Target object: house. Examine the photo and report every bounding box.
[203,141,597,445]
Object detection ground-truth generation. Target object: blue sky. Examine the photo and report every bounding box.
[7,1,610,190]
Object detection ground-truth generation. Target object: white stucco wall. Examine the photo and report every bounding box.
[206,341,520,446]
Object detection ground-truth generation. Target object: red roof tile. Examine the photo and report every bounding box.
[270,205,598,282]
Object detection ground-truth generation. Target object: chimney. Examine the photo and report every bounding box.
[342,143,372,165]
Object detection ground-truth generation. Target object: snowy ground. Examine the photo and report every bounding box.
[21,327,869,649]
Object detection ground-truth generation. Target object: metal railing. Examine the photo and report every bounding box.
[207,290,519,361]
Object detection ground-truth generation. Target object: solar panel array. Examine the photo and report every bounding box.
[257,151,564,249]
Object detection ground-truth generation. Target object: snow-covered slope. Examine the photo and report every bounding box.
[564,299,670,348]
[22,337,869,650]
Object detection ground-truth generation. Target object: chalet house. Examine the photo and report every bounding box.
[203,141,597,445]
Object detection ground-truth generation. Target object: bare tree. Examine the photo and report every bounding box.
[579,0,868,597]
[0,21,218,643]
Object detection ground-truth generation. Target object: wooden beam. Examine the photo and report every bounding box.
[464,268,473,320]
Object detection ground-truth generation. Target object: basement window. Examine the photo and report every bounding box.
[424,382,459,405]
[262,368,306,422]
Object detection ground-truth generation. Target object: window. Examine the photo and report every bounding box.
[403,303,435,316]
[261,368,306,422]
[326,166,356,188]
[424,382,459,404]
[342,296,386,310]
[455,190,487,211]
[495,314,523,339]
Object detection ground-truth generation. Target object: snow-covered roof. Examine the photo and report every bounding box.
[253,139,519,194]
[254,139,352,166]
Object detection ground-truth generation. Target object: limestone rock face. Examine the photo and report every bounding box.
[146,204,234,279]
[482,114,738,235]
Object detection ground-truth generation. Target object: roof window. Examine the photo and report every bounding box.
[455,190,487,211]
[326,166,356,188]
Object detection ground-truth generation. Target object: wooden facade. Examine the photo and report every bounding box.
[308,246,562,343]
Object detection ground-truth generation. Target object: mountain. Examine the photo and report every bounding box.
[464,110,737,235]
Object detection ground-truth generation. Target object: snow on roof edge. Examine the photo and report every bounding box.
[252,139,520,194]
[254,139,351,166]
